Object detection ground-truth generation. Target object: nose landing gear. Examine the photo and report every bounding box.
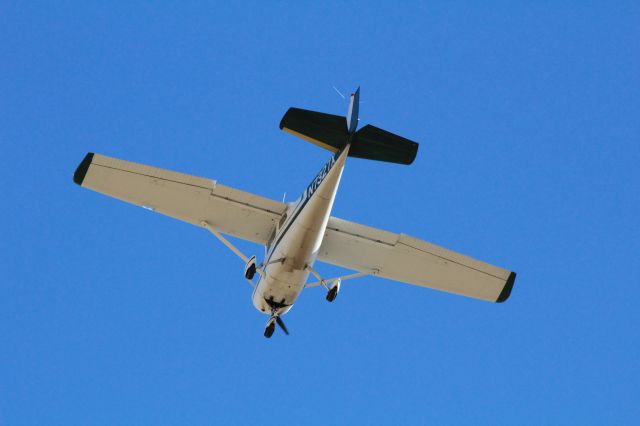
[263,297,291,338]
[263,314,290,338]
[264,317,276,338]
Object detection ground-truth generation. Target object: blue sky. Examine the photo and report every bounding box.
[2,2,639,424]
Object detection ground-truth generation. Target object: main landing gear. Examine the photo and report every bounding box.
[244,255,257,280]
[326,278,341,302]
[306,264,342,303]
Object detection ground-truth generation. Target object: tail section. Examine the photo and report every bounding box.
[279,87,418,165]
[346,87,360,134]
[279,108,348,153]
[351,124,418,165]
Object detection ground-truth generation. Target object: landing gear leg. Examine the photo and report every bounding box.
[306,264,342,303]
[263,313,289,338]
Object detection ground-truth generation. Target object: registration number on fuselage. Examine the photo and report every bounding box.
[301,150,339,202]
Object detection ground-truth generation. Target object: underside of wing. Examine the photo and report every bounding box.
[317,217,516,303]
[73,153,287,244]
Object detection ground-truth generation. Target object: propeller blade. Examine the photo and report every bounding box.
[275,316,289,335]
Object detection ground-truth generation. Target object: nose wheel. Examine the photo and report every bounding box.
[264,318,276,338]
[263,313,289,338]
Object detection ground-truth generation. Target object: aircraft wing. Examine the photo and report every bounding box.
[317,217,516,302]
[73,153,286,244]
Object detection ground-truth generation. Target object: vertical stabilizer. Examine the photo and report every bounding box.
[346,87,360,134]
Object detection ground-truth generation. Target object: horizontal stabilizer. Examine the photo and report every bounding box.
[351,125,418,165]
[279,108,348,153]
[280,108,419,165]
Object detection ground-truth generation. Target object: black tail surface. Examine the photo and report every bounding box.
[280,105,418,165]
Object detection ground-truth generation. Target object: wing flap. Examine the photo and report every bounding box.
[318,217,516,302]
[75,153,286,244]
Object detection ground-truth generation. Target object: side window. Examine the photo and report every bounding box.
[278,213,288,229]
[267,227,276,250]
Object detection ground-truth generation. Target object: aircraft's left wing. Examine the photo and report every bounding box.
[73,153,287,244]
[317,217,516,303]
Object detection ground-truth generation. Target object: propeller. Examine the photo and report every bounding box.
[275,316,289,335]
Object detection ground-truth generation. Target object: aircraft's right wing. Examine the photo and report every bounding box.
[73,153,287,245]
[317,217,516,303]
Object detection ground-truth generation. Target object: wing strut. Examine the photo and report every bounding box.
[202,221,250,263]
[304,269,379,289]
[202,221,288,286]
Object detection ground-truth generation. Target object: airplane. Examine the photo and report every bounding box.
[73,87,516,338]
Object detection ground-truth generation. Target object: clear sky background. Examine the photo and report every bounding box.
[2,2,639,425]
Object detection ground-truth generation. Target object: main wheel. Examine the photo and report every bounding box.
[326,287,338,302]
[264,321,276,338]
[245,263,257,280]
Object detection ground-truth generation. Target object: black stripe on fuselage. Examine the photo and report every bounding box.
[264,148,344,264]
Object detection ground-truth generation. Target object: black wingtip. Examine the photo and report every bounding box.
[496,271,517,303]
[73,153,94,186]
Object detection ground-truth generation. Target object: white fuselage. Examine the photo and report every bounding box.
[252,146,349,315]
